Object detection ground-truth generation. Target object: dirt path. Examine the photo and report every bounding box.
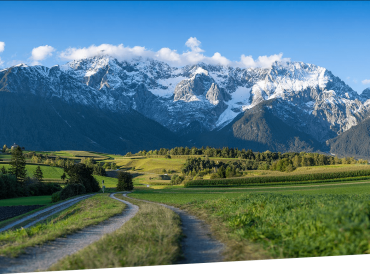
[0,194,95,233]
[0,193,139,274]
[122,194,225,264]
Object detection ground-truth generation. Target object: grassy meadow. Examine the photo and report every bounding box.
[129,178,370,260]
[0,164,64,181]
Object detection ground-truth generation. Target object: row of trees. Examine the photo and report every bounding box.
[134,146,368,166]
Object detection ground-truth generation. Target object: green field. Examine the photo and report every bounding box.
[114,157,185,173]
[93,175,118,189]
[0,164,64,179]
[129,179,370,260]
[0,196,52,207]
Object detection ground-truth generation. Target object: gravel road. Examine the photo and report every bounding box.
[0,193,139,274]
[0,194,95,233]
[122,194,225,264]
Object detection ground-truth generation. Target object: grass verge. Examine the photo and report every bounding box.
[0,194,126,257]
[49,194,182,270]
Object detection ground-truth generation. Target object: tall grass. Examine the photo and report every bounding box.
[182,194,370,258]
[49,194,182,270]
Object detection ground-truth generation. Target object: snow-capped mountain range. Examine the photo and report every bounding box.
[1,55,370,154]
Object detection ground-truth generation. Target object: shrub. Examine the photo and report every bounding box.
[117,172,134,191]
[60,183,86,201]
[170,174,184,185]
[51,191,61,203]
[93,164,107,176]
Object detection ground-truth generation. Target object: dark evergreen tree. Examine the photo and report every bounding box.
[117,171,134,191]
[9,146,27,185]
[1,166,7,174]
[61,172,67,182]
[34,165,43,181]
[64,163,100,193]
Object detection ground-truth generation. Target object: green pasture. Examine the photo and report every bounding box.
[93,175,118,189]
[114,157,185,173]
[0,154,11,160]
[0,196,52,207]
[0,164,64,179]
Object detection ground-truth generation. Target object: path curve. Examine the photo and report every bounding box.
[0,193,139,274]
[0,194,95,233]
[122,194,225,264]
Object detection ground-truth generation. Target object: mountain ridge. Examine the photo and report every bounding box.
[1,56,370,155]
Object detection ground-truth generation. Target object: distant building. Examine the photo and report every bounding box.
[11,143,19,150]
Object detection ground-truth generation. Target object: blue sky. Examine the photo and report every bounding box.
[0,1,369,93]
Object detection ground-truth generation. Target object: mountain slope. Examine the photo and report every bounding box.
[0,92,181,154]
[193,100,326,153]
[328,117,370,159]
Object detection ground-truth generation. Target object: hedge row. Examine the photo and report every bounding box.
[184,169,370,187]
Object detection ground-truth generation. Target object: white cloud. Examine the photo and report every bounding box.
[362,79,370,85]
[0,42,5,53]
[0,58,3,67]
[58,37,290,69]
[30,45,55,65]
[238,53,290,68]
[185,37,204,53]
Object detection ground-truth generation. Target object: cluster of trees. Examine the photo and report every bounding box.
[53,163,101,202]
[181,157,243,179]
[136,146,257,158]
[0,147,62,199]
[29,152,114,176]
[2,144,25,154]
[166,149,369,183]
[29,152,75,169]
